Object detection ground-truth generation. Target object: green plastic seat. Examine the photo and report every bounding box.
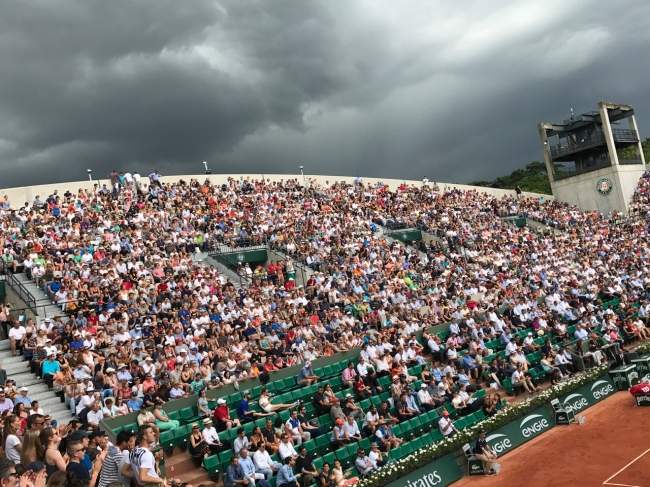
[203,454,219,472]
[159,430,175,451]
[322,452,336,466]
[219,450,233,466]
[179,406,196,423]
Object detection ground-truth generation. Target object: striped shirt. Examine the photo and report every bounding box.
[97,445,125,487]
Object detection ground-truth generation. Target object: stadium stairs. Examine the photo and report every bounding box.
[3,273,73,425]
[195,252,248,289]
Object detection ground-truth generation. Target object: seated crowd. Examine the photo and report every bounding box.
[0,170,649,487]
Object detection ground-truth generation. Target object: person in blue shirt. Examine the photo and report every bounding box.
[237,392,274,423]
[14,387,32,406]
[41,353,61,388]
[277,456,299,487]
[224,456,247,487]
[239,449,270,487]
[296,361,318,386]
[127,392,143,412]
[462,353,480,380]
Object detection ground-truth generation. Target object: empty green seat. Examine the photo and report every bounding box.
[179,407,196,423]
[203,454,219,472]
[159,431,175,450]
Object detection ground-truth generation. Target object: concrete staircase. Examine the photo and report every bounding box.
[2,273,72,424]
[13,273,67,319]
[195,252,248,289]
[0,340,72,424]
[165,449,215,486]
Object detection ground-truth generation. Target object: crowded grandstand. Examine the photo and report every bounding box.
[0,170,649,487]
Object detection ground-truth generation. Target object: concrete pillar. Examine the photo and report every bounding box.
[537,123,555,183]
[599,102,619,166]
[628,115,646,167]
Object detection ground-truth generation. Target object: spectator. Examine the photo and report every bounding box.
[355,449,376,477]
[277,457,299,487]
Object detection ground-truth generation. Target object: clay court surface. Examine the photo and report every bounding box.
[453,391,650,487]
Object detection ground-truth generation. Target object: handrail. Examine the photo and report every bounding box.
[0,260,38,314]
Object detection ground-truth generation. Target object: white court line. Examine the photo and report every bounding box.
[602,448,650,487]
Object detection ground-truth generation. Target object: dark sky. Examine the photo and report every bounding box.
[1,0,649,187]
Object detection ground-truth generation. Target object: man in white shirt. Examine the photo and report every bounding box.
[343,416,361,442]
[438,411,458,437]
[76,387,96,415]
[129,425,162,486]
[201,418,225,454]
[8,321,26,356]
[278,434,298,460]
[417,384,435,411]
[253,443,281,479]
[87,402,104,427]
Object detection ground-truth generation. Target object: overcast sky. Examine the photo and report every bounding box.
[1,0,649,187]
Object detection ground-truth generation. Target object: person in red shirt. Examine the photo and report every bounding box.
[213,398,241,431]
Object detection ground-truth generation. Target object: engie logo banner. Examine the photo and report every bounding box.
[560,375,615,414]
[486,405,554,457]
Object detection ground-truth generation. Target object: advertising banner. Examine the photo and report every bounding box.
[384,453,462,487]
[559,374,616,415]
[485,405,554,457]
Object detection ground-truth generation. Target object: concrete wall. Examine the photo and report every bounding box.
[551,165,644,213]
[0,174,552,209]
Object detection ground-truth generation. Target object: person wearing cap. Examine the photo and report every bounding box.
[14,387,32,407]
[101,397,119,418]
[69,429,94,472]
[74,385,96,417]
[201,418,227,454]
[473,431,498,475]
[342,395,363,421]
[214,398,241,431]
[116,364,132,383]
[296,360,318,386]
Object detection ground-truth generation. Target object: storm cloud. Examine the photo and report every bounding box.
[1,0,649,187]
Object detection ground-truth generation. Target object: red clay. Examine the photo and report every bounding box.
[452,392,650,487]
